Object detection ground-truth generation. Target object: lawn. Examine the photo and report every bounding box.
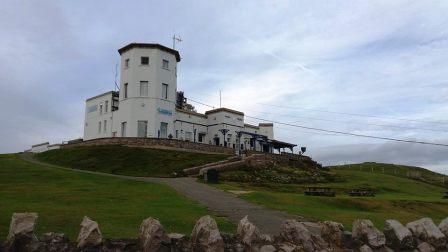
[214,168,448,229]
[0,154,234,239]
[36,145,230,177]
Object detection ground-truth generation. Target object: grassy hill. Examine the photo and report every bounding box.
[215,163,448,229]
[36,145,230,177]
[330,162,448,188]
[0,153,233,239]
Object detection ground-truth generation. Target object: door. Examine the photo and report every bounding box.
[121,122,127,137]
[137,121,147,138]
[160,122,168,138]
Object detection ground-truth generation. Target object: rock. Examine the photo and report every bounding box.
[352,219,386,248]
[6,212,38,242]
[259,244,276,252]
[168,233,189,251]
[320,221,344,248]
[39,232,69,243]
[406,218,446,249]
[237,216,264,248]
[5,212,38,251]
[280,219,328,252]
[278,242,300,252]
[359,244,373,252]
[139,217,170,252]
[341,231,356,249]
[439,217,448,237]
[103,238,139,252]
[383,219,414,249]
[76,216,102,248]
[417,242,435,252]
[191,215,225,252]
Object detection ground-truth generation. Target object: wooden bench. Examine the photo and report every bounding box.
[348,188,375,197]
[304,187,335,197]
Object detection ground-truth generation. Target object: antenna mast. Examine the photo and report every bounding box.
[172,34,182,49]
[114,62,119,91]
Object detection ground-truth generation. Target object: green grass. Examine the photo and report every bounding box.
[214,166,448,229]
[0,154,234,239]
[332,162,448,188]
[36,145,229,177]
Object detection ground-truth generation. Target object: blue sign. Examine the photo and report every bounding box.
[157,107,173,116]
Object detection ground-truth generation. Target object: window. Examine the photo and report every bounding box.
[124,83,128,98]
[160,122,168,138]
[103,120,107,133]
[137,121,148,138]
[175,130,178,139]
[98,121,101,134]
[162,83,168,99]
[140,81,148,96]
[141,57,149,65]
[198,133,205,143]
[185,131,192,141]
[121,122,127,137]
[105,101,108,113]
[162,59,169,69]
[99,104,103,115]
[125,58,129,68]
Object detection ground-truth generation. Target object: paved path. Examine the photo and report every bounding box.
[19,153,311,235]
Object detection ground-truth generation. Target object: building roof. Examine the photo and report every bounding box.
[259,123,274,127]
[269,139,297,149]
[176,108,208,118]
[205,107,244,116]
[118,43,181,62]
[244,123,259,129]
[86,91,118,102]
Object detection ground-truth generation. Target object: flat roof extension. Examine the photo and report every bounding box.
[205,107,244,116]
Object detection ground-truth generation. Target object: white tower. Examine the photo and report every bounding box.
[115,43,181,138]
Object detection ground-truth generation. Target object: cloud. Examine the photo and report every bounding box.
[0,0,447,174]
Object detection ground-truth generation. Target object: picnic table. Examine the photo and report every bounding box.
[304,187,335,197]
[348,188,375,197]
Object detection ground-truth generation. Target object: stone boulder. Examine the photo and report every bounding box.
[280,219,328,252]
[439,217,448,237]
[406,218,446,249]
[6,212,38,241]
[237,216,264,248]
[359,244,373,252]
[417,242,435,252]
[191,215,225,252]
[383,219,414,250]
[319,221,344,248]
[352,219,386,248]
[139,217,170,252]
[5,212,39,251]
[76,216,102,248]
[39,232,69,243]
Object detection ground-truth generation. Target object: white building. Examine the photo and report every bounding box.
[84,43,296,154]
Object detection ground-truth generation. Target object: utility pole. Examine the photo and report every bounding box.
[172,34,182,49]
[219,90,222,108]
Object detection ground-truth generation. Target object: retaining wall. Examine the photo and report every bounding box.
[61,137,235,155]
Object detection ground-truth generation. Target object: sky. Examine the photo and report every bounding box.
[0,0,447,174]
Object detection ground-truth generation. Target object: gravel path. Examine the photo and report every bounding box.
[19,153,311,235]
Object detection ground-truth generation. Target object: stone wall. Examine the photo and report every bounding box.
[61,137,235,155]
[3,212,448,251]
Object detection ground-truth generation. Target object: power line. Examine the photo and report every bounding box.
[188,96,448,133]
[187,98,448,147]
[187,91,448,126]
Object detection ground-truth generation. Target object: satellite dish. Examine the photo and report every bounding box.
[301,147,306,153]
